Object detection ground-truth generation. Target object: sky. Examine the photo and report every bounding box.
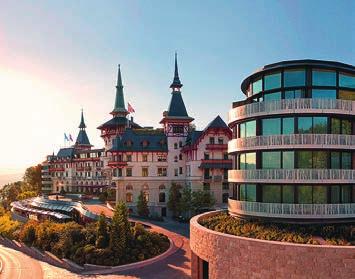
[0,0,354,179]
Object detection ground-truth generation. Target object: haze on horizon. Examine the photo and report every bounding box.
[0,1,354,182]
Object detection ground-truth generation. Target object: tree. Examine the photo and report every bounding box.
[109,202,131,256]
[137,191,149,217]
[96,213,109,248]
[167,183,182,217]
[23,164,42,194]
[191,190,216,214]
[179,187,192,218]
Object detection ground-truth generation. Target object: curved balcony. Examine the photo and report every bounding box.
[228,99,355,125]
[228,199,355,220]
[228,134,355,153]
[228,169,355,184]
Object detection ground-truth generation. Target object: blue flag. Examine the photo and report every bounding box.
[64,133,69,141]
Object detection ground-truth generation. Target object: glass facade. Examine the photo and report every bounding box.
[264,72,281,90]
[232,61,354,214]
[284,69,305,87]
[312,70,336,86]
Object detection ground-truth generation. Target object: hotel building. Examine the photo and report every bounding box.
[41,55,232,216]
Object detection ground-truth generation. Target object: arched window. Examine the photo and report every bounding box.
[126,185,133,191]
[159,184,166,191]
[174,156,178,162]
[126,193,133,203]
[142,184,149,191]
[159,192,166,203]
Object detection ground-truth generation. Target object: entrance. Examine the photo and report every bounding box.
[161,207,167,217]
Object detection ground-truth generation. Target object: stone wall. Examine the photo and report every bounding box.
[190,211,355,279]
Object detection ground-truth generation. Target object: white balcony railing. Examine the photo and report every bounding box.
[228,134,355,152]
[228,169,355,184]
[229,99,355,124]
[228,199,355,219]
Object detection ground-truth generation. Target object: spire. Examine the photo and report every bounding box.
[111,64,128,116]
[170,52,183,89]
[79,109,86,129]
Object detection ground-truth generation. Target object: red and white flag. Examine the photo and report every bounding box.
[127,103,135,113]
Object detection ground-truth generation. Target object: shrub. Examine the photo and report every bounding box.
[0,214,21,239]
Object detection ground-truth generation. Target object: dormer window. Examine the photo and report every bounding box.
[142,140,149,148]
[125,140,133,147]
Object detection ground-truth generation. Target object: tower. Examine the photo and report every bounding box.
[74,109,92,150]
[98,65,130,150]
[160,53,194,182]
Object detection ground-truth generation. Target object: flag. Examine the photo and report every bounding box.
[69,134,73,141]
[128,102,135,113]
[64,133,69,141]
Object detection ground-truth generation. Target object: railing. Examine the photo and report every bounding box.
[228,169,355,184]
[228,134,355,152]
[228,99,355,124]
[206,144,228,150]
[228,199,355,219]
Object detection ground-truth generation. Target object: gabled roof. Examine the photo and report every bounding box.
[203,115,229,131]
[75,130,91,146]
[97,116,141,129]
[109,128,168,152]
[57,148,75,158]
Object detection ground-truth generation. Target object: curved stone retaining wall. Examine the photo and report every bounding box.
[190,211,355,279]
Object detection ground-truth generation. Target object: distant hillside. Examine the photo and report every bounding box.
[0,173,23,188]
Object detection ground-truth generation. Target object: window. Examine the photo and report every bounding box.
[313,186,327,204]
[179,167,183,175]
[158,154,167,162]
[282,118,294,134]
[341,152,351,169]
[341,186,352,203]
[223,153,229,160]
[252,78,262,94]
[204,169,210,179]
[298,186,312,204]
[239,152,256,170]
[297,151,312,168]
[312,70,336,86]
[341,120,352,135]
[313,117,328,134]
[223,169,228,179]
[126,168,132,177]
[262,185,281,203]
[174,156,178,162]
[282,185,294,203]
[126,193,133,203]
[174,168,178,176]
[284,69,305,87]
[330,186,340,204]
[203,183,210,191]
[264,91,281,101]
[339,73,355,88]
[312,89,336,99]
[284,89,305,99]
[222,193,229,203]
[204,152,210,160]
[157,167,167,176]
[339,90,355,101]
[159,192,166,203]
[142,167,148,177]
[262,151,281,169]
[282,151,294,169]
[262,118,281,135]
[174,143,178,149]
[298,117,312,133]
[126,154,132,162]
[239,120,256,138]
[173,125,184,134]
[264,72,281,90]
[179,141,183,147]
[209,137,215,144]
[222,182,229,190]
[331,118,341,134]
[143,192,149,202]
[142,154,148,162]
[218,137,224,144]
[240,184,256,202]
[179,154,182,160]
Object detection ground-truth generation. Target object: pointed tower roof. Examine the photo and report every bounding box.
[75,109,92,148]
[78,109,86,129]
[111,64,128,116]
[170,52,183,89]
